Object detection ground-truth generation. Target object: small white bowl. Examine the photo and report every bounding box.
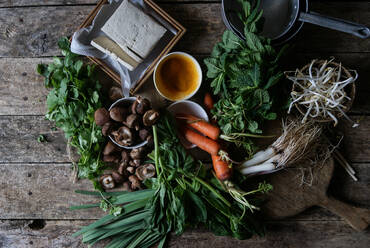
[153,51,202,101]
[167,100,209,149]
[108,97,147,149]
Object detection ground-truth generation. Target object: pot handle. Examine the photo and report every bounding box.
[299,11,370,39]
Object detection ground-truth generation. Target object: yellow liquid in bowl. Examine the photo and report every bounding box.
[155,54,200,101]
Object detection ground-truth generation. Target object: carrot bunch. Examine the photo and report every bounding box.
[176,93,232,180]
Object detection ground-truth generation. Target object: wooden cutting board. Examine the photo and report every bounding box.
[262,157,370,231]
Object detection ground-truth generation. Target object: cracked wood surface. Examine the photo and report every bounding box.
[0,0,369,247]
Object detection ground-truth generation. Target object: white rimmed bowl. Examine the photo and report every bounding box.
[167,100,209,149]
[153,51,202,101]
[108,97,148,149]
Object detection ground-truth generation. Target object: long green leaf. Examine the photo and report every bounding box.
[102,211,151,229]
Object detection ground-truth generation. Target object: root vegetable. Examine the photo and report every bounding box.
[176,113,220,140]
[180,126,220,155]
[212,155,232,180]
[94,108,110,126]
[238,119,323,176]
[204,92,214,111]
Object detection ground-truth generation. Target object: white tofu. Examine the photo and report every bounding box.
[91,36,139,71]
[101,0,167,60]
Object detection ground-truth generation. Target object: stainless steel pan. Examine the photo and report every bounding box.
[222,0,370,43]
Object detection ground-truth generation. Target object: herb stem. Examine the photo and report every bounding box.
[152,125,161,177]
[192,176,231,207]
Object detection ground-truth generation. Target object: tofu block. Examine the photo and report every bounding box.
[91,36,140,71]
[101,0,166,60]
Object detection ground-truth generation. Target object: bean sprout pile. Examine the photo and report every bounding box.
[285,59,358,127]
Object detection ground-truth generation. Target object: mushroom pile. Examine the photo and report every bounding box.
[99,143,156,191]
[94,96,160,147]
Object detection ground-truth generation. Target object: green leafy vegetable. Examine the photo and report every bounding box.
[204,0,287,157]
[37,37,106,183]
[72,113,268,247]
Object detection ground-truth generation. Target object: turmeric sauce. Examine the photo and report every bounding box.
[155,54,200,101]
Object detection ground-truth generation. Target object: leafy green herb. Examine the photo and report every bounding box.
[72,113,268,247]
[204,0,286,157]
[37,134,47,143]
[37,37,106,183]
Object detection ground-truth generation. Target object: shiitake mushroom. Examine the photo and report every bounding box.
[103,142,117,156]
[131,96,151,115]
[109,87,123,102]
[102,121,114,136]
[100,175,115,189]
[124,114,140,131]
[130,147,146,160]
[109,107,128,122]
[135,164,155,181]
[112,126,133,146]
[143,109,160,126]
[94,108,110,126]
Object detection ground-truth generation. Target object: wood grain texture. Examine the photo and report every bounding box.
[0,163,102,219]
[1,2,370,57]
[0,116,69,163]
[0,220,369,248]
[1,53,369,115]
[0,161,367,219]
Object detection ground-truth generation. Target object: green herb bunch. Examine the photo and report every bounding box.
[204,0,286,157]
[37,37,106,182]
[72,113,267,247]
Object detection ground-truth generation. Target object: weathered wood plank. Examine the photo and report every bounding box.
[1,53,369,115]
[0,161,367,219]
[0,116,69,163]
[0,115,369,163]
[0,0,97,7]
[0,220,369,248]
[0,163,102,219]
[1,2,370,57]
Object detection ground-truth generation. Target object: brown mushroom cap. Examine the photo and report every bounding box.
[128,175,141,190]
[126,166,135,174]
[94,108,110,126]
[100,175,115,189]
[118,161,128,175]
[109,87,123,102]
[121,150,130,164]
[136,164,156,180]
[109,107,128,122]
[122,181,132,192]
[102,121,114,136]
[112,126,133,146]
[103,142,117,156]
[143,110,160,126]
[112,171,124,183]
[131,96,151,115]
[103,154,120,163]
[139,129,150,141]
[125,114,140,130]
[130,147,146,160]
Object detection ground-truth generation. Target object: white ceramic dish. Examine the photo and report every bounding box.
[167,100,209,149]
[153,51,202,101]
[108,97,148,149]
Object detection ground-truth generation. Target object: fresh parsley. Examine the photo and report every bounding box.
[37,37,106,184]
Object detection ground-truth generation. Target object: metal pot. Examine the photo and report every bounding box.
[222,0,370,44]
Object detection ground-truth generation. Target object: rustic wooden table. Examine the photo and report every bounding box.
[0,0,369,247]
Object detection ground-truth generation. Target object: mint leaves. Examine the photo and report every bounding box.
[204,0,286,157]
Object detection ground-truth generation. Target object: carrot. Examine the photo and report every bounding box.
[181,126,220,155]
[212,155,232,180]
[176,113,220,140]
[204,93,214,111]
